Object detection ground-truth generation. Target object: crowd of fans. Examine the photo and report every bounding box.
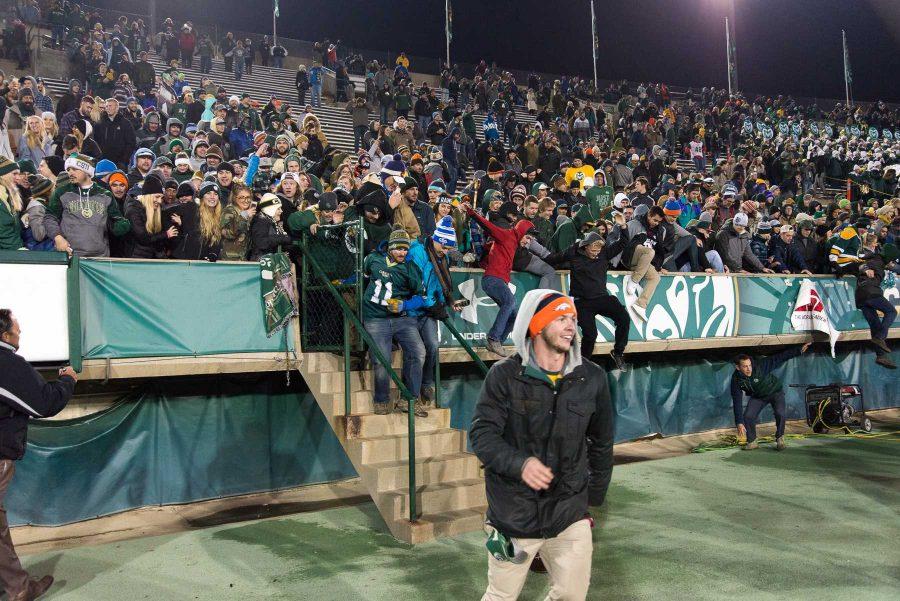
[1,3,898,373]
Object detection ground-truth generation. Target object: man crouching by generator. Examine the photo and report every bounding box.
[470,289,614,601]
[731,342,811,450]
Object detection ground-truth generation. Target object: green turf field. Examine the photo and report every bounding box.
[23,434,899,600]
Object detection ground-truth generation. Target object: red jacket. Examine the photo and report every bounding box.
[466,208,531,283]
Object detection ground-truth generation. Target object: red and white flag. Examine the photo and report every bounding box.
[791,279,839,357]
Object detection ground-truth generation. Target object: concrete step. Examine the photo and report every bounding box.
[390,505,488,545]
[311,369,374,394]
[348,428,467,464]
[380,478,487,523]
[342,408,450,439]
[363,451,481,493]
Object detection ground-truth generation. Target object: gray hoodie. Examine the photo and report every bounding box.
[510,288,583,378]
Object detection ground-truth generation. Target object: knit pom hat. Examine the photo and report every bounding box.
[380,154,406,179]
[510,185,527,203]
[29,176,53,199]
[388,225,411,250]
[64,153,95,177]
[433,215,457,247]
[174,152,191,168]
[141,174,165,196]
[198,180,220,199]
[663,200,682,216]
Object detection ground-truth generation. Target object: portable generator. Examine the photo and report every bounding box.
[802,384,872,433]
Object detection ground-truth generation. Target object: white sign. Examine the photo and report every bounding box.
[0,264,70,362]
[790,279,839,358]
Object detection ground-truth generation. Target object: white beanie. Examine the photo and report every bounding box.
[64,153,95,177]
[733,212,749,227]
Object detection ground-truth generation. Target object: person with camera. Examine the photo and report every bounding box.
[0,309,77,600]
[407,216,467,409]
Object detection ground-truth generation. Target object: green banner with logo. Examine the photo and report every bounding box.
[437,271,899,348]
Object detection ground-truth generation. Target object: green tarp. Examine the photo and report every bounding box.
[9,376,355,526]
[444,346,900,444]
[79,259,294,358]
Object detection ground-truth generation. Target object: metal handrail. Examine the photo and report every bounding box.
[296,236,419,524]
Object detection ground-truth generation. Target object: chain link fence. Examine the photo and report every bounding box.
[299,219,364,352]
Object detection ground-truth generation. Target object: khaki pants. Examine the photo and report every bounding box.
[482,519,593,601]
[0,460,28,599]
[628,245,660,309]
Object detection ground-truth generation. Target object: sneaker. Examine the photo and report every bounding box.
[486,338,509,357]
[875,355,897,369]
[776,436,786,451]
[609,351,627,371]
[374,402,391,415]
[743,440,759,450]
[871,337,891,354]
[414,399,429,418]
[625,276,641,298]
[397,398,429,417]
[631,304,648,322]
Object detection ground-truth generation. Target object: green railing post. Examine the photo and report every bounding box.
[434,354,441,408]
[66,255,82,372]
[442,319,489,376]
[343,316,351,415]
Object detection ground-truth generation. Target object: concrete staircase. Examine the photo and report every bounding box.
[298,352,486,544]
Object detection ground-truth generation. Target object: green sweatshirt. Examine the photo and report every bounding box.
[361,251,424,320]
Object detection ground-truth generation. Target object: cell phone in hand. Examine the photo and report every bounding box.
[454,299,471,308]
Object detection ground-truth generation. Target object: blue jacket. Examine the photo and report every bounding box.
[406,239,448,316]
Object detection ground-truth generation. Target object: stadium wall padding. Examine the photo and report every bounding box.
[9,347,897,527]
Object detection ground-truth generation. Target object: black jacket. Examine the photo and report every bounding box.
[93,112,137,168]
[469,355,614,539]
[0,343,74,460]
[543,229,627,300]
[855,251,886,307]
[247,214,291,261]
[125,197,168,258]
[165,203,223,261]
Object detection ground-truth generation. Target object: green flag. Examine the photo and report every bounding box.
[273,0,280,18]
[259,252,296,337]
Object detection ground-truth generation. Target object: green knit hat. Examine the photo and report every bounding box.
[388,225,410,250]
[17,159,36,175]
[0,156,19,177]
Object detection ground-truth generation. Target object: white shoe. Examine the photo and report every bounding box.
[631,304,648,322]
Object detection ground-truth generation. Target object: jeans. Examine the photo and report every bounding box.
[663,235,697,271]
[481,275,517,343]
[273,56,284,68]
[446,163,458,194]
[860,296,897,354]
[522,255,558,290]
[181,49,193,68]
[200,55,212,73]
[693,156,706,173]
[364,316,424,406]
[417,116,430,140]
[575,295,630,357]
[353,124,367,152]
[311,84,322,108]
[0,461,29,598]
[416,315,439,390]
[743,391,786,442]
[234,63,243,80]
[677,250,725,273]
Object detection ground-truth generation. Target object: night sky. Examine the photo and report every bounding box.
[100,0,900,103]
